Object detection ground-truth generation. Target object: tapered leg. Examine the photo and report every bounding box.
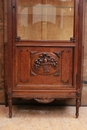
[5,92,8,107]
[80,98,81,107]
[8,98,12,118]
[8,95,12,118]
[76,92,81,118]
[76,99,80,118]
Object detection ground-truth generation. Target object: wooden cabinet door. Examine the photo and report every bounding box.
[12,0,79,91]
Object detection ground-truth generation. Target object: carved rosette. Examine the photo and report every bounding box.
[31,52,60,76]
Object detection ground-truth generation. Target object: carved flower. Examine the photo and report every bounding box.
[34,53,58,73]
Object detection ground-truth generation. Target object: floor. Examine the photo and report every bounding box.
[0,105,87,130]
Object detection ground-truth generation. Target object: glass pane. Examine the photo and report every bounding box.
[17,0,74,40]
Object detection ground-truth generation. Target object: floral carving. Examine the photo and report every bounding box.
[33,53,58,73]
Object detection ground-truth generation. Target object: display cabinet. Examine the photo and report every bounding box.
[4,0,84,118]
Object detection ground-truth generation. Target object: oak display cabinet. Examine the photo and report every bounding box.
[4,0,84,118]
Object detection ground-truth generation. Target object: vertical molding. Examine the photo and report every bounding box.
[77,0,84,90]
[0,0,4,90]
[5,0,13,92]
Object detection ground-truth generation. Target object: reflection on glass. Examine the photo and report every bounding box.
[17,0,74,40]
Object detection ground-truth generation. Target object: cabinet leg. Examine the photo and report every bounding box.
[8,97,12,118]
[4,92,8,107]
[76,99,80,118]
[80,98,81,107]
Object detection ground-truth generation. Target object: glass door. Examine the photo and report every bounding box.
[16,0,74,41]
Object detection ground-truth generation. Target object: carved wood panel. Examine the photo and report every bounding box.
[31,52,60,75]
[15,47,73,90]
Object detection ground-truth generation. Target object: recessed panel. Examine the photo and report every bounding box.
[15,47,73,90]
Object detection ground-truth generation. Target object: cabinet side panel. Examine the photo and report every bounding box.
[4,0,13,91]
